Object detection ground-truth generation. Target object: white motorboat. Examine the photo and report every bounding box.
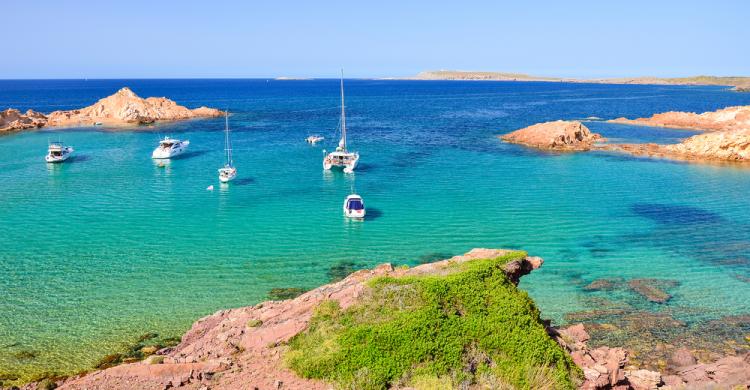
[306,135,324,144]
[343,194,366,219]
[218,111,237,183]
[152,137,189,159]
[45,142,74,163]
[323,70,359,174]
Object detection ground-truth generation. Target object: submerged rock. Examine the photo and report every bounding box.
[500,120,605,151]
[583,278,623,291]
[628,279,677,304]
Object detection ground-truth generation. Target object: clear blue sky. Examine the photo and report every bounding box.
[3,0,748,79]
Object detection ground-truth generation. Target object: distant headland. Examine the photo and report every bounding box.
[411,70,750,91]
[0,87,222,133]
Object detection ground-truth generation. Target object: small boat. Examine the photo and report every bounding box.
[323,70,359,174]
[343,194,366,219]
[218,111,237,183]
[152,137,189,159]
[45,142,74,163]
[306,135,324,144]
[94,122,103,126]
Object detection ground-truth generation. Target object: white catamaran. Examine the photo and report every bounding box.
[218,111,237,183]
[323,70,359,174]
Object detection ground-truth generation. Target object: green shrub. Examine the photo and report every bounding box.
[286,251,580,389]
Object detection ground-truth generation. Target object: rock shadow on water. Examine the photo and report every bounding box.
[630,203,724,225]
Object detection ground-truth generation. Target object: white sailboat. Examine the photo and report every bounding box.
[218,111,237,183]
[323,70,359,174]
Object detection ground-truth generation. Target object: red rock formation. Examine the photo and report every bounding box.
[0,88,222,133]
[46,87,222,127]
[501,120,605,151]
[31,249,543,390]
[0,109,47,132]
[609,105,750,132]
[604,128,750,163]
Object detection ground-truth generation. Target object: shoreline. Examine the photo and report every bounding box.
[8,250,749,389]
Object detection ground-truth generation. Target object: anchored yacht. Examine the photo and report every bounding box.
[45,142,74,163]
[323,70,359,174]
[152,137,189,159]
[343,194,366,219]
[218,111,237,183]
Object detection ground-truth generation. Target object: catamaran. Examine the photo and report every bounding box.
[218,111,237,183]
[323,71,359,174]
[45,141,74,163]
[152,137,189,159]
[343,194,366,219]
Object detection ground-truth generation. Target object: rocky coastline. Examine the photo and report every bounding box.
[501,106,750,164]
[0,87,222,133]
[7,249,748,390]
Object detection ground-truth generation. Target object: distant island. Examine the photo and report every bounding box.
[411,70,750,91]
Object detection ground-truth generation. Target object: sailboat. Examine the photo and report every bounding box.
[218,111,237,183]
[323,70,359,174]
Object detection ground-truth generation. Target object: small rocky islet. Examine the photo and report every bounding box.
[0,87,222,133]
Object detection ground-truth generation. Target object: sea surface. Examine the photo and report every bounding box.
[1,79,750,380]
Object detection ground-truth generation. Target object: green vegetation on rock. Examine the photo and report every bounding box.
[285,251,581,389]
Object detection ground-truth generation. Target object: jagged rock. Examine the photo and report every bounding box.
[46,87,222,127]
[667,347,696,369]
[1,87,222,133]
[500,120,605,151]
[624,369,663,390]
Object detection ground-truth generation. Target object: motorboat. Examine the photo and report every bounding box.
[343,194,366,219]
[323,70,359,174]
[306,135,324,144]
[152,137,189,159]
[218,111,237,183]
[45,142,74,163]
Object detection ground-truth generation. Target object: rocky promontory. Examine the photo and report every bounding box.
[608,105,750,132]
[501,120,605,151]
[0,87,222,133]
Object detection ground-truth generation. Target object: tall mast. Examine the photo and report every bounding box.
[224,110,233,166]
[340,69,346,151]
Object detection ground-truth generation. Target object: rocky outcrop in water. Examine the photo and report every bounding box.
[608,105,750,132]
[0,88,222,133]
[604,128,750,163]
[26,249,545,390]
[0,109,47,132]
[501,120,605,151]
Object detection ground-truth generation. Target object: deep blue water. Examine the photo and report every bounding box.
[1,79,750,380]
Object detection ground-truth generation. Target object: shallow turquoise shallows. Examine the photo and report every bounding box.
[1,79,750,379]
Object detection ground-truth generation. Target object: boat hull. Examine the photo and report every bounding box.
[45,147,74,163]
[323,153,359,173]
[152,141,189,159]
[218,168,237,183]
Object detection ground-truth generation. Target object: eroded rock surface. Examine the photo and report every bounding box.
[1,87,222,133]
[501,120,605,151]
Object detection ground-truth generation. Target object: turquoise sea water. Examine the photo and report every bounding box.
[1,79,750,379]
